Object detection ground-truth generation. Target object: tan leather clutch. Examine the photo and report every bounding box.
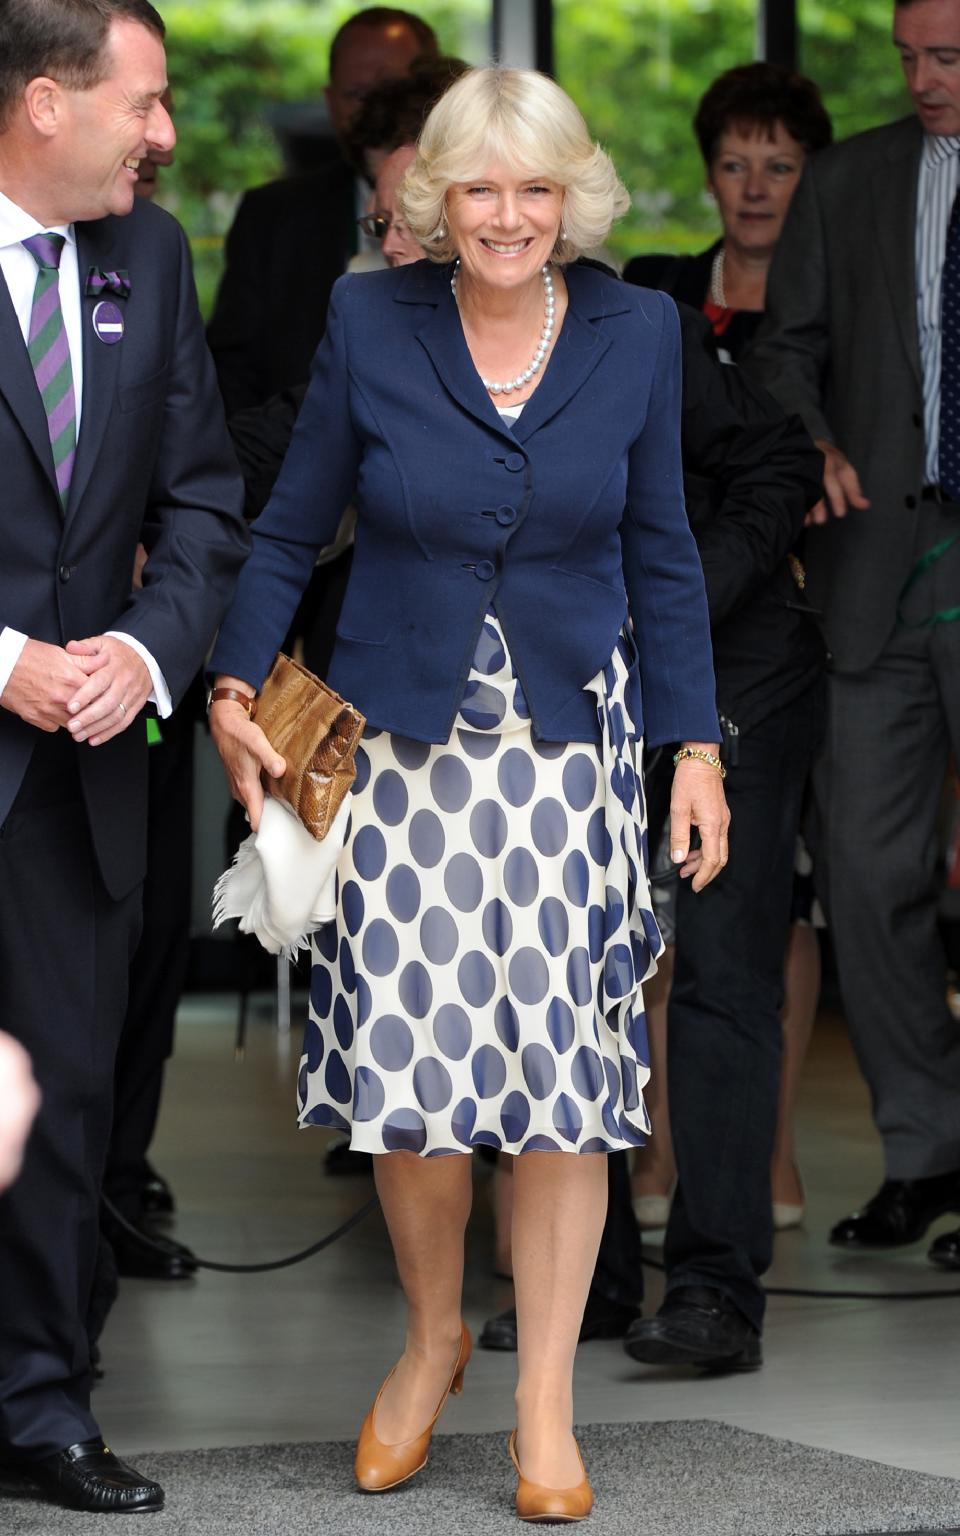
[253,654,365,841]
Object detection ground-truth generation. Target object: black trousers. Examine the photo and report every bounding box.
[595,684,822,1330]
[0,734,141,1454]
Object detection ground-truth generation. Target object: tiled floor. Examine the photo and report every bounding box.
[96,992,960,1478]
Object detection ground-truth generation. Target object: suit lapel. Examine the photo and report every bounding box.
[872,119,922,388]
[67,218,125,524]
[0,265,59,498]
[410,271,517,442]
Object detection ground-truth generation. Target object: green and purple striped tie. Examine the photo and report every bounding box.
[21,232,76,509]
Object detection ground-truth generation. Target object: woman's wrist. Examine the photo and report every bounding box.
[208,675,257,718]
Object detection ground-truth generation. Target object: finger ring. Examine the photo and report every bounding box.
[118,702,126,718]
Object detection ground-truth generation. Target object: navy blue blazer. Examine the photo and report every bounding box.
[211,259,719,748]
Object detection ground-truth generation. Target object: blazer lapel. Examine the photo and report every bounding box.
[0,272,59,498]
[872,118,923,388]
[406,266,518,442]
[66,219,125,524]
[512,264,626,443]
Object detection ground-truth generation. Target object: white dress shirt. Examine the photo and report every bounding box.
[915,133,960,485]
[0,189,170,715]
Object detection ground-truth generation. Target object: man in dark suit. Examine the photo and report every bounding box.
[747,0,960,1265]
[0,0,248,1512]
[207,5,438,417]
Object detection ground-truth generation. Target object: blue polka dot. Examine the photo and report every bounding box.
[430,755,472,812]
[624,1006,648,1061]
[604,1056,621,1108]
[297,1059,308,1105]
[533,737,566,759]
[372,769,408,826]
[562,753,598,811]
[333,994,354,1050]
[339,936,357,993]
[521,1133,560,1152]
[604,885,625,939]
[621,1054,641,1111]
[391,735,431,770]
[416,906,456,966]
[547,996,575,1053]
[580,1137,610,1153]
[386,864,421,923]
[617,1114,647,1147]
[315,922,338,962]
[501,1090,531,1143]
[370,1014,414,1070]
[472,1130,503,1150]
[513,680,530,719]
[617,760,638,812]
[531,798,568,857]
[301,1103,351,1132]
[509,947,549,1005]
[413,1057,453,1112]
[472,1043,507,1098]
[473,619,506,674]
[588,904,605,963]
[521,1042,556,1099]
[408,809,445,869]
[324,1050,352,1104]
[504,847,539,906]
[587,807,613,866]
[353,1065,385,1121]
[356,975,372,1027]
[310,965,332,1020]
[566,946,592,1006]
[363,726,383,740]
[341,880,365,937]
[399,960,432,1019]
[571,1045,605,1100]
[495,996,520,1052]
[457,729,499,760]
[608,700,627,752]
[443,851,484,912]
[601,1095,621,1140]
[458,949,496,1007]
[482,897,513,956]
[451,1096,477,1146]
[362,918,399,977]
[562,850,590,908]
[433,1004,472,1061]
[498,747,535,807]
[353,744,371,796]
[303,1017,324,1071]
[603,943,635,1000]
[460,680,507,731]
[352,824,386,882]
[552,1092,583,1145]
[470,799,508,858]
[537,897,569,957]
[382,1108,427,1153]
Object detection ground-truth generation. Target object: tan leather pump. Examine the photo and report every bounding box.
[354,1323,472,1492]
[508,1429,594,1523]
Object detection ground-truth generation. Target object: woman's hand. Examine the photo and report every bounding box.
[208,675,285,832]
[669,743,730,893]
[0,1033,40,1193]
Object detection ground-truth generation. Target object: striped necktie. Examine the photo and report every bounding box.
[21,232,77,509]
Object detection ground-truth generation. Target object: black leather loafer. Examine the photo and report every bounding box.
[140,1162,175,1219]
[928,1225,960,1270]
[103,1218,198,1281]
[829,1173,960,1248]
[623,1285,762,1372]
[10,1438,163,1512]
[323,1136,373,1177]
[480,1287,640,1351]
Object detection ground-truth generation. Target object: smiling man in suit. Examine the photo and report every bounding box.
[747,0,960,1262]
[0,0,248,1512]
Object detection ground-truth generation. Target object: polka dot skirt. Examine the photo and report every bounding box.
[299,611,662,1156]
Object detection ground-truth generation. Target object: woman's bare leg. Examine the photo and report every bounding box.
[771,923,820,1206]
[630,946,676,1200]
[512,1151,608,1487]
[493,1152,515,1277]
[370,1150,473,1443]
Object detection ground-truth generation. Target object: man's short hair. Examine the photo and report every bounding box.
[329,7,439,77]
[345,55,469,178]
[0,0,165,131]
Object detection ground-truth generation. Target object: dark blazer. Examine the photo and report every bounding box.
[207,159,357,415]
[212,259,719,749]
[744,116,926,672]
[0,198,249,897]
[624,243,718,310]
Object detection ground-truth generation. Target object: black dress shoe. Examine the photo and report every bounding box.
[140,1162,175,1219]
[9,1438,163,1512]
[323,1135,373,1177]
[829,1172,960,1248]
[928,1225,960,1270]
[623,1286,762,1372]
[480,1287,640,1351]
[107,1221,197,1281]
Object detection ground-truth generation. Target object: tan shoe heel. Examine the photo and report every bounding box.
[354,1322,471,1493]
[508,1429,594,1522]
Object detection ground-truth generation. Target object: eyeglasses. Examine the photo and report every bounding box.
[357,211,408,241]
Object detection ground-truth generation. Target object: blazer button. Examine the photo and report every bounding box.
[496,505,518,526]
[912,412,922,429]
[904,494,917,510]
[504,452,525,472]
[58,564,72,583]
[474,559,495,580]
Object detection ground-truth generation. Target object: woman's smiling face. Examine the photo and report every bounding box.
[445,162,564,292]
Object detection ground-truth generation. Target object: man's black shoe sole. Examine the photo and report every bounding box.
[624,1332,762,1372]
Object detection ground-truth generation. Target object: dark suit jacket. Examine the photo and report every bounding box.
[212,259,719,749]
[0,198,249,898]
[744,115,926,672]
[207,159,357,415]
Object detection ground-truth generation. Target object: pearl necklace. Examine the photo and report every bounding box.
[450,261,555,395]
[710,247,727,308]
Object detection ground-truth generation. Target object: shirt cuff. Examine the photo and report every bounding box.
[0,628,28,704]
[106,631,173,719]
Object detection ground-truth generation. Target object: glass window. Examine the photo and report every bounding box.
[799,0,911,142]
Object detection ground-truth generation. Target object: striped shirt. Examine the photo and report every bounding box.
[916,132,960,484]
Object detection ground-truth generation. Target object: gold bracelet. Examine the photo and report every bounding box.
[672,746,727,780]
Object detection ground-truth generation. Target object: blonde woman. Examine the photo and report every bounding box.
[210,67,728,1522]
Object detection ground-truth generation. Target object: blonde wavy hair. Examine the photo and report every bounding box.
[399,66,630,265]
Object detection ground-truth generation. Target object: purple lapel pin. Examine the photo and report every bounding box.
[92,300,124,345]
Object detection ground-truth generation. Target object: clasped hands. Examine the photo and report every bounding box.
[0,635,151,745]
[670,744,731,893]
